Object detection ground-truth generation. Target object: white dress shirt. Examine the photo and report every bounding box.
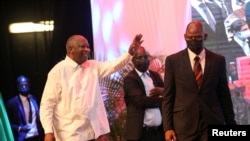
[19,94,39,138]
[40,53,132,141]
[135,69,162,127]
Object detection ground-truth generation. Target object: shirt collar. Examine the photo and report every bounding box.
[135,68,149,77]
[188,48,205,61]
[19,94,29,101]
[65,55,90,69]
[65,56,79,68]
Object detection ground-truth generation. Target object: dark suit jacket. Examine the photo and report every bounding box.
[123,69,164,140]
[162,48,236,136]
[6,94,44,141]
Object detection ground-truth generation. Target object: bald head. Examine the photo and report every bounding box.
[66,35,88,53]
[184,20,207,54]
[17,75,30,96]
[186,20,204,35]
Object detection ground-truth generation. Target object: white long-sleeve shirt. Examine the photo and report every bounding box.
[40,53,132,141]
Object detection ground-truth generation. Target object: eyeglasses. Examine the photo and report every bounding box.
[185,35,203,40]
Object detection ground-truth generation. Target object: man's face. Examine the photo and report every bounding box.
[71,38,90,64]
[132,48,150,72]
[184,22,206,54]
[17,77,30,94]
[236,23,250,40]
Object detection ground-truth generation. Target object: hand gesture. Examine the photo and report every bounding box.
[165,130,177,141]
[44,133,55,141]
[128,33,143,56]
[149,87,164,98]
[19,125,31,132]
[97,134,110,141]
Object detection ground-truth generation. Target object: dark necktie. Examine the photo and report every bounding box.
[194,56,203,88]
[27,97,32,123]
[199,2,216,32]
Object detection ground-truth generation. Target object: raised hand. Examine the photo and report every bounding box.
[128,33,144,56]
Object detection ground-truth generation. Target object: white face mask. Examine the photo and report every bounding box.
[237,30,250,40]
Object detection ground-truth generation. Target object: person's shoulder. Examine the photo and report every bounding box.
[48,59,67,71]
[206,49,225,59]
[166,49,187,59]
[49,58,75,72]
[149,70,162,77]
[29,94,37,99]
[149,69,158,74]
[124,69,137,79]
[7,95,18,105]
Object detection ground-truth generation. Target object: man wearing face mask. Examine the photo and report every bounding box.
[162,20,236,141]
[123,46,165,141]
[6,75,44,141]
[229,18,250,56]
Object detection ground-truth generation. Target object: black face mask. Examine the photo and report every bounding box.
[186,39,203,54]
[135,60,149,72]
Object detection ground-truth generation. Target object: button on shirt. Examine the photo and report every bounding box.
[40,53,132,141]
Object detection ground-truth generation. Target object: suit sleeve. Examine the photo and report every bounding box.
[123,74,162,109]
[162,56,176,131]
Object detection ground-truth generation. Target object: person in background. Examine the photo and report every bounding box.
[123,46,164,141]
[6,75,44,141]
[228,18,250,56]
[162,20,236,141]
[40,34,143,141]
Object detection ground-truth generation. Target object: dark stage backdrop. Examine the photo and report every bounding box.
[0,0,93,104]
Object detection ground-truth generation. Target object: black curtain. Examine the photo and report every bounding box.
[51,0,93,67]
[0,0,93,104]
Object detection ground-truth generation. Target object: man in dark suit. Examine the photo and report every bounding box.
[6,75,44,141]
[123,46,165,141]
[162,20,236,141]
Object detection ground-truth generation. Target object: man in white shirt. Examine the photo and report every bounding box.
[40,34,143,141]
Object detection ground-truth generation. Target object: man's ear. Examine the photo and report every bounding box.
[204,33,208,40]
